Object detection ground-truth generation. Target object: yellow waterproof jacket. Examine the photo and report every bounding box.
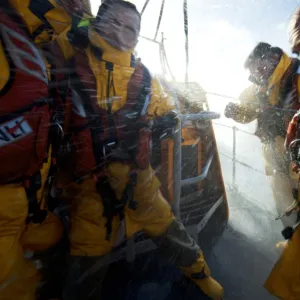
[8,0,71,44]
[265,226,300,299]
[8,0,92,61]
[0,36,10,92]
[0,12,63,253]
[232,53,300,124]
[61,30,175,189]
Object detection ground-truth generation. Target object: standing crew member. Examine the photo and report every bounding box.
[61,1,224,299]
[264,107,300,300]
[225,42,300,226]
[263,8,300,300]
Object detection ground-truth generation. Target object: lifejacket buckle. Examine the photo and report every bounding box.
[102,141,117,159]
[55,122,65,140]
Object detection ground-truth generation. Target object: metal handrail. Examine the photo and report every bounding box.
[172,122,182,219]
[181,111,221,122]
[181,151,214,187]
[171,110,220,219]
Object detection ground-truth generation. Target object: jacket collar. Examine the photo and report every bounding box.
[268,53,292,89]
[266,53,293,105]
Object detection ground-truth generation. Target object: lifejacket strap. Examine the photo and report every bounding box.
[95,170,139,241]
[25,171,47,224]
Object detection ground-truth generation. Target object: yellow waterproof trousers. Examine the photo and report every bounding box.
[265,227,300,299]
[64,163,223,300]
[0,159,63,300]
[262,136,298,227]
[66,163,174,256]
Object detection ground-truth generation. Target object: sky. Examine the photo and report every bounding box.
[90,0,300,97]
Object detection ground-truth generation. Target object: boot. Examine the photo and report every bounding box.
[181,256,224,300]
[154,219,224,300]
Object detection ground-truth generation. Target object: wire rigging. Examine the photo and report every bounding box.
[141,0,150,16]
[159,33,175,81]
[183,0,189,85]
[154,0,166,41]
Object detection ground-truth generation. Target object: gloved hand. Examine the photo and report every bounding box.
[152,113,179,140]
[224,102,238,118]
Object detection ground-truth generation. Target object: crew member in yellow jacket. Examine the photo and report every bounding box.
[60,1,223,300]
[264,108,300,300]
[225,42,300,227]
[263,10,300,300]
[0,1,69,300]
[0,1,97,300]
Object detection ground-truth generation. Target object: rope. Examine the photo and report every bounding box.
[160,35,175,81]
[139,35,160,44]
[205,91,300,113]
[141,0,150,16]
[206,91,240,101]
[159,42,167,78]
[183,0,189,84]
[219,152,265,175]
[212,121,256,136]
[154,0,166,41]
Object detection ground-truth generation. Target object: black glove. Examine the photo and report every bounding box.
[224,102,238,118]
[152,114,179,140]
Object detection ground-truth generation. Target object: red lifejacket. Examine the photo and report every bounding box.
[69,49,152,180]
[0,6,52,184]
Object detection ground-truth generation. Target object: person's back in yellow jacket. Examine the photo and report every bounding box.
[61,1,223,300]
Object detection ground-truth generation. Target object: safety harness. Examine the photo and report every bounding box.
[69,48,152,240]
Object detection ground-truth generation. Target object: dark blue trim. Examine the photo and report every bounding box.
[29,0,54,28]
[191,271,207,280]
[130,54,136,68]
